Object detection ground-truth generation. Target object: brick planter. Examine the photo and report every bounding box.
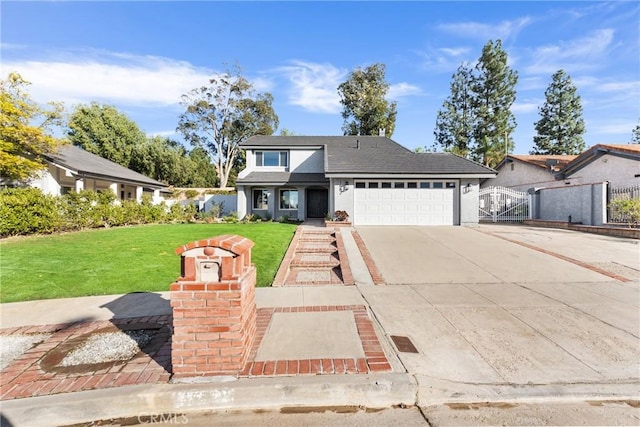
[170,235,257,378]
[324,220,352,228]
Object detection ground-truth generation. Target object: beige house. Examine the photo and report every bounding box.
[483,144,640,192]
[556,144,640,188]
[482,154,576,192]
[29,145,166,203]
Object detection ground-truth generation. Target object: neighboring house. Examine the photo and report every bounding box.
[556,144,640,188]
[481,154,576,192]
[236,136,496,226]
[484,144,640,192]
[29,144,166,203]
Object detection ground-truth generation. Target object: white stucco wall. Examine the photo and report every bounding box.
[459,178,479,225]
[240,148,324,176]
[289,149,324,173]
[564,155,639,188]
[332,179,354,218]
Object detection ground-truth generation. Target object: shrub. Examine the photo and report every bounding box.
[0,188,62,236]
[223,211,239,223]
[609,198,640,228]
[184,189,200,199]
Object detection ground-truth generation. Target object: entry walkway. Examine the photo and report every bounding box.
[272,222,354,286]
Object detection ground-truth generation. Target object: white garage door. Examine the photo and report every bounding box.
[354,181,456,225]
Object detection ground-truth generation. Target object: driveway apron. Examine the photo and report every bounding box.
[355,225,640,394]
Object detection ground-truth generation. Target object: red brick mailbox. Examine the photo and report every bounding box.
[170,235,257,378]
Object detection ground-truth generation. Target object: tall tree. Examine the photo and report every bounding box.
[338,63,397,137]
[188,147,217,187]
[433,64,474,157]
[67,103,146,167]
[178,65,278,188]
[471,40,518,166]
[631,122,640,144]
[1,72,65,181]
[531,70,586,155]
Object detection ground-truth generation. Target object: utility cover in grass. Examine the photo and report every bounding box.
[255,312,365,360]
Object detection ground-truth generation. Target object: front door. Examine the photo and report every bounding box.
[306,188,328,218]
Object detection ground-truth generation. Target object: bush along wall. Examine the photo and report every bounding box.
[0,188,198,237]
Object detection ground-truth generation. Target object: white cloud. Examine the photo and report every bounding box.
[147,130,178,138]
[512,101,540,114]
[388,82,422,99]
[437,17,532,41]
[524,29,615,74]
[275,61,346,113]
[591,120,638,135]
[413,46,474,73]
[438,47,471,57]
[0,50,214,107]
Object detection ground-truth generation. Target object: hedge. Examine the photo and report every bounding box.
[0,188,198,237]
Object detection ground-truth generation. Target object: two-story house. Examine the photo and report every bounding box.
[236,136,496,226]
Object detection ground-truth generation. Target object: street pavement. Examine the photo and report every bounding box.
[1,224,639,426]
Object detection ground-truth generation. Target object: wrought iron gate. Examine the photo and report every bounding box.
[479,186,530,222]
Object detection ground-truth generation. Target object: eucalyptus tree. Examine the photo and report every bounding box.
[338,63,397,137]
[178,65,278,188]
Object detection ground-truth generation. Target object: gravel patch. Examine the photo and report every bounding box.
[60,330,155,367]
[0,334,50,370]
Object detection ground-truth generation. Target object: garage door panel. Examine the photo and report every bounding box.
[355,185,455,226]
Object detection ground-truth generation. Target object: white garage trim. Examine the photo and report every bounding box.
[354,180,458,226]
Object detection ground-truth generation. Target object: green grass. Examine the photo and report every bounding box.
[0,223,297,303]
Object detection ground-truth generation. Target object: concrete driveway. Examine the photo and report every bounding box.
[355,225,640,402]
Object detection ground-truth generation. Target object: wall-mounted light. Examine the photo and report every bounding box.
[339,181,350,193]
[463,183,472,194]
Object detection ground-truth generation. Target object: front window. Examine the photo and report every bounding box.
[256,151,288,167]
[253,189,269,210]
[279,189,298,210]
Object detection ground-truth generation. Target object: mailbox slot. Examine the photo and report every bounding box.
[198,261,220,282]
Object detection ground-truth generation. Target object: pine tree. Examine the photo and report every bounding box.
[433,64,474,157]
[531,70,585,155]
[471,40,518,166]
[631,123,640,144]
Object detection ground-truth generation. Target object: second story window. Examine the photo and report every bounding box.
[256,151,288,167]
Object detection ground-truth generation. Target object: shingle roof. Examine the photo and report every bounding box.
[45,145,166,188]
[241,136,496,176]
[237,172,329,185]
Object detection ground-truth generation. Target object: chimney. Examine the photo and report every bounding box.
[379,128,386,137]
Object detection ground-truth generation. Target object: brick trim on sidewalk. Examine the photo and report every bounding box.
[239,305,391,377]
[351,231,385,285]
[1,315,172,401]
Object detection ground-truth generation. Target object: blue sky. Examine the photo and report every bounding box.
[2,1,639,154]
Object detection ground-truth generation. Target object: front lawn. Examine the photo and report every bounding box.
[0,223,297,303]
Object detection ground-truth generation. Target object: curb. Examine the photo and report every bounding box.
[1,373,417,427]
